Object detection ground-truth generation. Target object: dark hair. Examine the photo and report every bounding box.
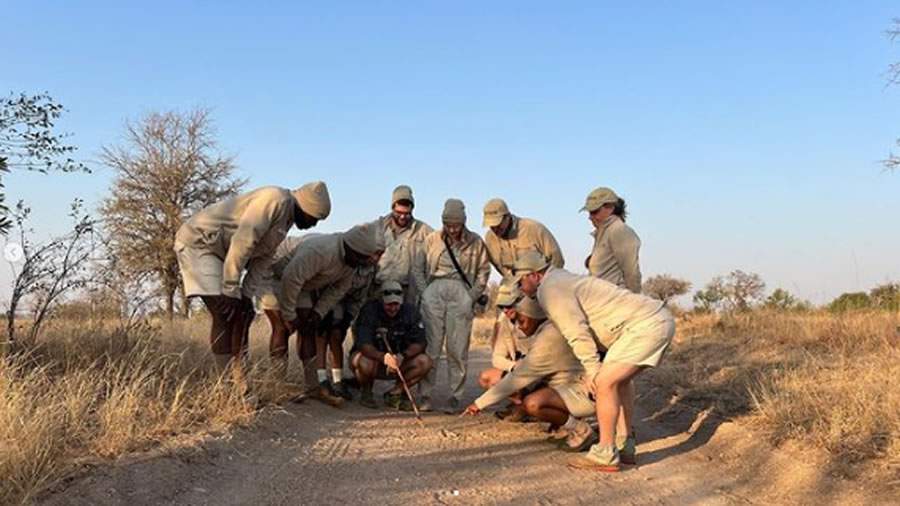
[612,198,627,221]
[393,199,414,209]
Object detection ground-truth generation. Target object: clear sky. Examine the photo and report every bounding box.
[2,1,898,305]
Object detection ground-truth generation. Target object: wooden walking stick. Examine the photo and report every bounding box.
[379,333,425,425]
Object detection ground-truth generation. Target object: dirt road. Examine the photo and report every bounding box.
[38,349,872,506]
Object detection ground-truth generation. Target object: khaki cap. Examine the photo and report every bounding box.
[442,198,467,224]
[343,223,384,257]
[391,185,414,207]
[482,198,510,227]
[495,278,522,307]
[293,181,332,219]
[580,187,619,213]
[515,296,546,320]
[381,280,404,305]
[512,250,549,283]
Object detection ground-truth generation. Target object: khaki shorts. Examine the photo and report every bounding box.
[175,242,224,297]
[604,309,675,368]
[552,382,595,418]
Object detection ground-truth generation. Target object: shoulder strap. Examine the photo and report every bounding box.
[443,234,472,289]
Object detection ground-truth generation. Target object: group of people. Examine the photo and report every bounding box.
[174,181,674,473]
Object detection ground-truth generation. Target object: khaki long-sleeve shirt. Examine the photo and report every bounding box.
[538,267,664,376]
[375,215,433,295]
[588,215,642,293]
[491,313,534,372]
[276,233,356,322]
[413,228,491,303]
[175,186,297,302]
[475,320,584,410]
[484,215,565,277]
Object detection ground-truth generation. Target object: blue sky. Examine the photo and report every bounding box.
[2,1,898,304]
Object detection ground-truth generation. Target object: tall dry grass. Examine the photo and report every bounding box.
[0,316,300,505]
[650,309,900,479]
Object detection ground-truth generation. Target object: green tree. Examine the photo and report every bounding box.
[869,282,899,311]
[828,292,872,313]
[764,288,799,310]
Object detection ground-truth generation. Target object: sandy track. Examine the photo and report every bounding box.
[38,350,872,506]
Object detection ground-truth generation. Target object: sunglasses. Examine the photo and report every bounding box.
[383,289,404,296]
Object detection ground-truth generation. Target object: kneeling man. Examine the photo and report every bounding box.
[351,281,433,410]
[464,296,597,452]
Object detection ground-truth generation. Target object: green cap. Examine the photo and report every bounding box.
[580,187,619,213]
[482,198,510,227]
[515,296,546,320]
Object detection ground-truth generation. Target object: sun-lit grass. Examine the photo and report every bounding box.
[0,316,302,505]
[649,309,900,479]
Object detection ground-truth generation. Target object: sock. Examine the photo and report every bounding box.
[562,416,578,431]
[331,368,343,384]
[316,369,328,383]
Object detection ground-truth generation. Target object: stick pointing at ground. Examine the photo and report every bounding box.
[379,333,425,426]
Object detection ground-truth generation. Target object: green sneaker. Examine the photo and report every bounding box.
[359,390,377,409]
[617,434,637,465]
[567,444,620,473]
[383,391,403,409]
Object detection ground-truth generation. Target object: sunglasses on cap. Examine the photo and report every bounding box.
[383,289,403,296]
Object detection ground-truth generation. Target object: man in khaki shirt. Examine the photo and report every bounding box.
[581,187,642,294]
[514,251,674,472]
[482,198,565,277]
[414,199,491,412]
[174,182,331,371]
[374,185,433,306]
[464,296,597,452]
[264,223,384,406]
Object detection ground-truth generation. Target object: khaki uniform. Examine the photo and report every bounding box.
[491,313,533,372]
[484,215,565,277]
[274,233,357,322]
[474,320,594,417]
[588,215,642,293]
[538,267,672,375]
[174,186,298,303]
[375,215,433,304]
[415,228,491,400]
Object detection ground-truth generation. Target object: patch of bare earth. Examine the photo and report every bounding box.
[36,347,890,506]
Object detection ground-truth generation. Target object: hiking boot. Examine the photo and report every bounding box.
[397,398,414,412]
[359,390,378,409]
[558,419,597,453]
[334,381,353,401]
[383,391,404,409]
[418,397,433,412]
[313,381,344,407]
[546,425,571,442]
[568,444,620,473]
[617,434,637,465]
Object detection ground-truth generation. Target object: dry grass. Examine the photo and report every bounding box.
[0,316,302,505]
[649,309,900,479]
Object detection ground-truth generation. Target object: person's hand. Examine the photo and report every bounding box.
[383,353,401,372]
[582,368,601,394]
[460,403,481,417]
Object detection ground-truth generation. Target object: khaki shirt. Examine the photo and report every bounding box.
[538,266,664,375]
[413,228,491,303]
[588,215,642,293]
[175,186,297,302]
[484,215,565,277]
[491,313,534,372]
[375,215,433,303]
[475,320,584,410]
[276,233,356,322]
